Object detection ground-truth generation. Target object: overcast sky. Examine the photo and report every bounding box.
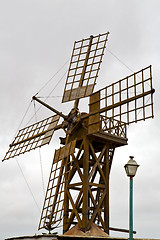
[0,0,160,239]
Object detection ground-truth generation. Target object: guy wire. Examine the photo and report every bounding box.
[107,48,151,87]
[12,101,32,142]
[16,157,41,213]
[33,100,45,197]
[107,48,134,73]
[35,59,69,96]
[27,67,68,126]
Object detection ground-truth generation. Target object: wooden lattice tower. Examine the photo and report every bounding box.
[3,32,155,235]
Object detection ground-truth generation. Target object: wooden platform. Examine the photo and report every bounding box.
[5,235,160,240]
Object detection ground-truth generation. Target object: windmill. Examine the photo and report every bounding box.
[3,32,155,236]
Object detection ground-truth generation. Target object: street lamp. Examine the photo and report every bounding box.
[124,156,139,240]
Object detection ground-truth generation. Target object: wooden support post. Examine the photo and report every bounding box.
[104,146,110,234]
[63,157,69,233]
[82,136,89,232]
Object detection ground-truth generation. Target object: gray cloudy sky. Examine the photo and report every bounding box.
[0,0,160,239]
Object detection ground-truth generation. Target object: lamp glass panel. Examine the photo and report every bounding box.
[125,164,138,177]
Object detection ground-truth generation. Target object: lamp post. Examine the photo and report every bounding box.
[124,156,139,240]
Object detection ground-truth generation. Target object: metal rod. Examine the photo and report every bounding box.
[109,227,136,234]
[129,177,134,240]
[32,96,68,120]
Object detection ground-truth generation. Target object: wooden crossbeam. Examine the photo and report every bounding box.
[64,189,83,232]
[66,188,82,227]
[89,143,106,183]
[89,145,107,181]
[90,188,107,224]
[88,187,107,231]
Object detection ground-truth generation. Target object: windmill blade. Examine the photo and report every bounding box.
[88,65,155,134]
[2,115,60,161]
[38,139,77,231]
[62,32,109,106]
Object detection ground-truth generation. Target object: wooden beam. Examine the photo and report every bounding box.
[82,136,89,231]
[88,144,106,181]
[90,188,107,224]
[104,147,110,234]
[89,143,106,183]
[65,189,83,231]
[88,187,106,231]
[74,35,93,109]
[66,188,82,227]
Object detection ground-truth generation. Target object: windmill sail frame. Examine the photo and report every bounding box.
[62,32,109,103]
[88,65,154,134]
[3,115,60,161]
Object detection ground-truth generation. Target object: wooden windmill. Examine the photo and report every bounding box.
[3,32,155,235]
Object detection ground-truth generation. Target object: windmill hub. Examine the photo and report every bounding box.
[62,107,81,134]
